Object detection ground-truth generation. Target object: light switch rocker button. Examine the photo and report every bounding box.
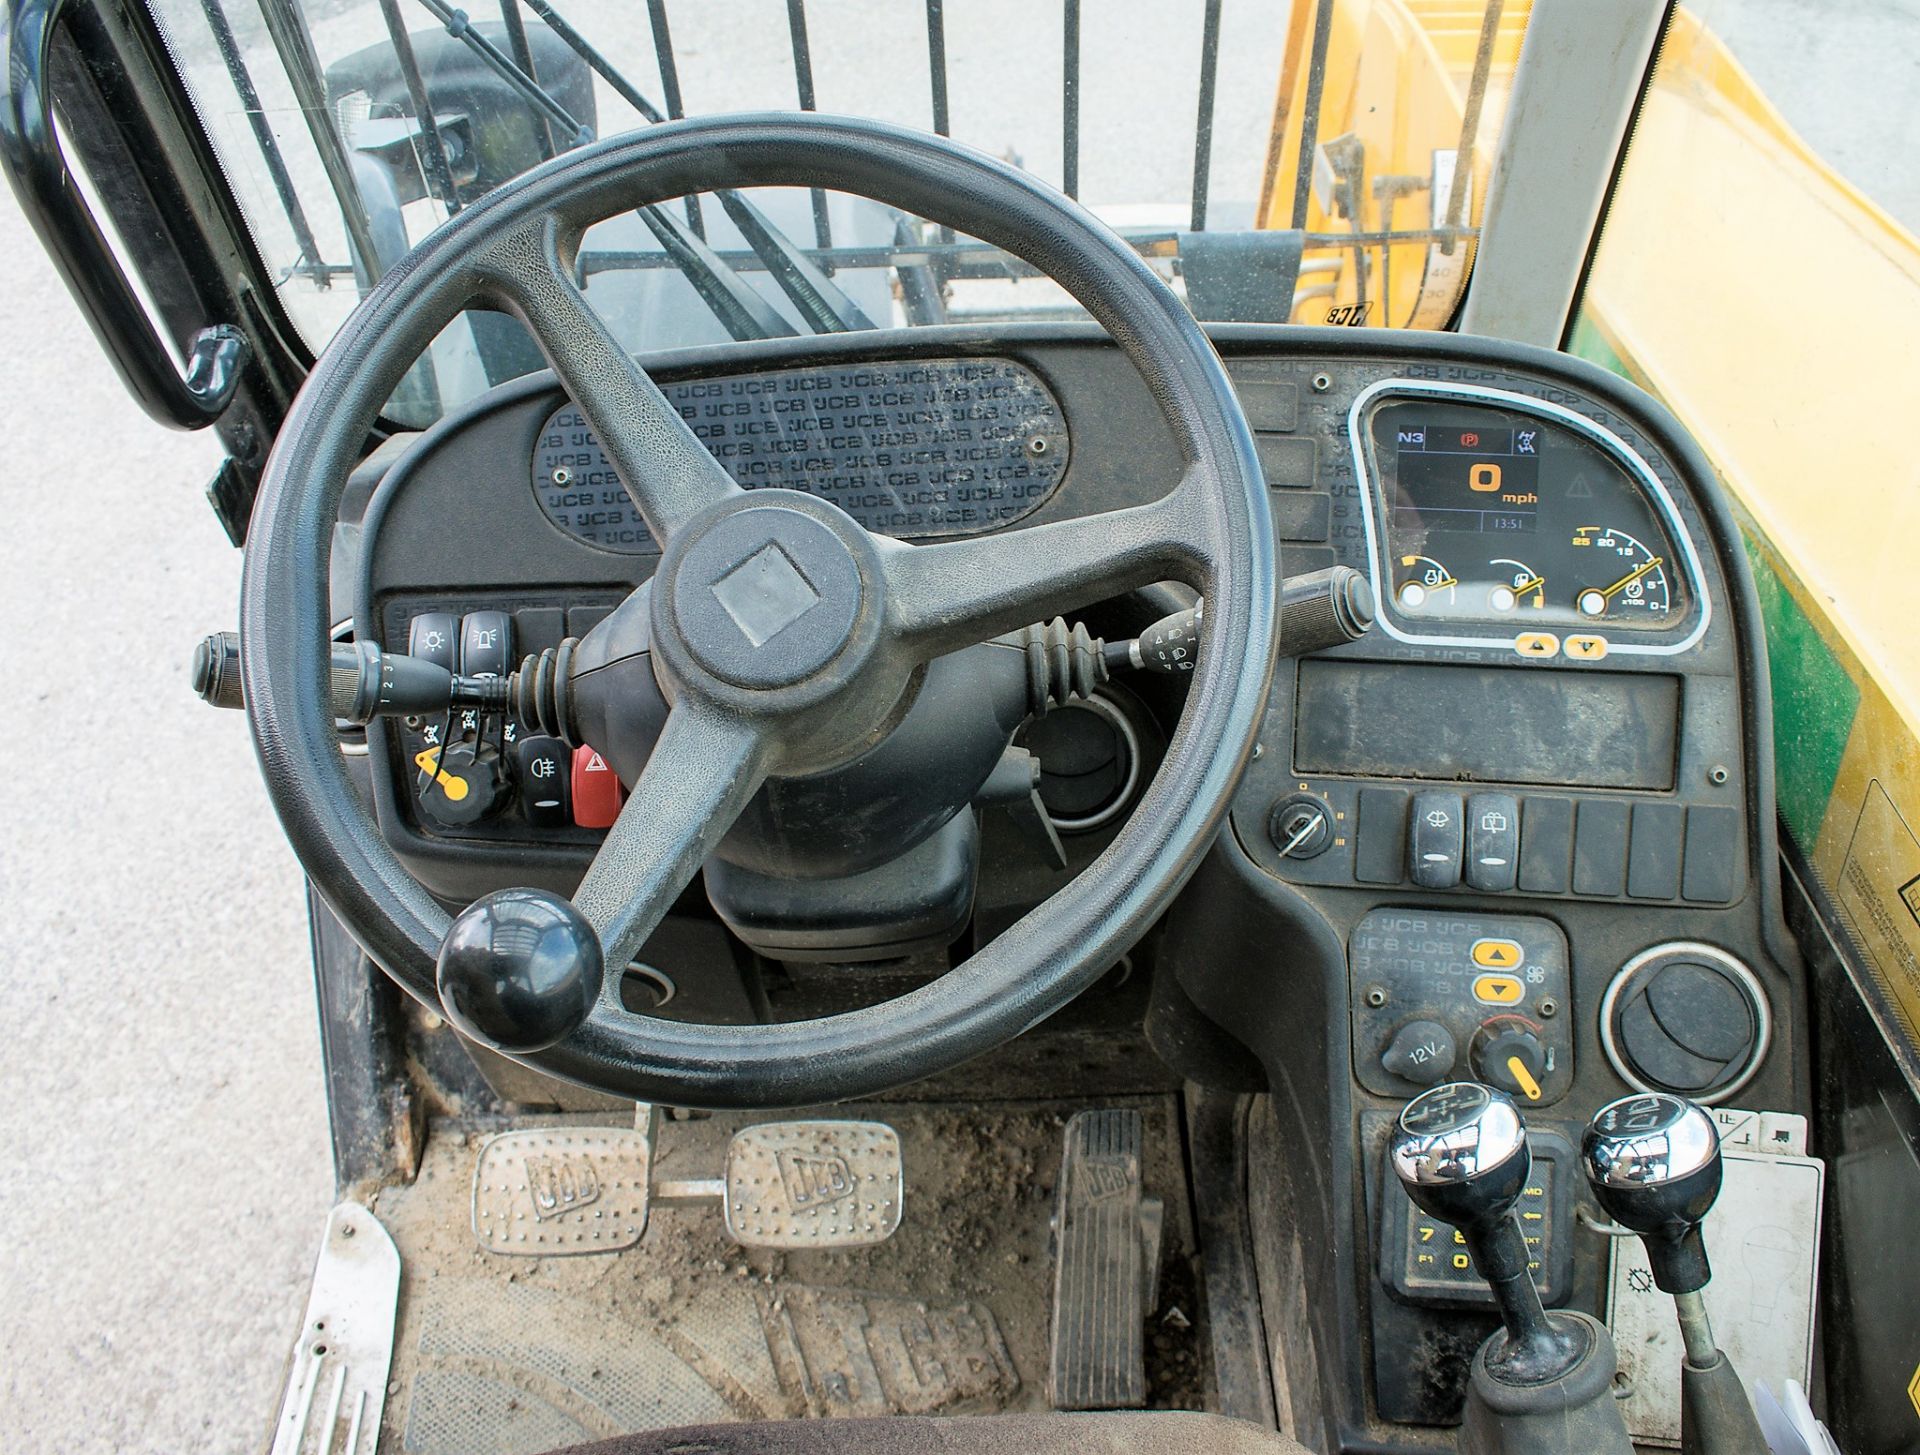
[515,735,571,828]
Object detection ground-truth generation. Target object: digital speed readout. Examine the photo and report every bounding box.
[1390,422,1542,537]
[1367,400,1687,633]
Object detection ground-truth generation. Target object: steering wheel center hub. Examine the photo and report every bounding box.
[665,499,869,690]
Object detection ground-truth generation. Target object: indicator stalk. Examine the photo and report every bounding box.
[193,632,510,724]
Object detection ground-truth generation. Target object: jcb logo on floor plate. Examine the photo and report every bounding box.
[778,1150,856,1209]
[524,1155,602,1219]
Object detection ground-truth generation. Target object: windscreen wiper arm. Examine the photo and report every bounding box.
[710,190,875,332]
[638,206,797,340]
[412,0,589,144]
[517,0,874,332]
[407,0,813,342]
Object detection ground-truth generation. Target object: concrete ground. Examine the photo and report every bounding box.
[0,1,1910,1451]
[0,199,332,1452]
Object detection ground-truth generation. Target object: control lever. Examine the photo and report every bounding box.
[1007,565,1376,718]
[1390,1083,1585,1382]
[1390,1083,1632,1454]
[1582,1093,1770,1455]
[1107,565,1375,675]
[193,631,509,724]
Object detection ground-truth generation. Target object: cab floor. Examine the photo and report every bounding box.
[367,1096,1207,1455]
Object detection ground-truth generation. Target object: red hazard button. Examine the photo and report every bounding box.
[571,745,626,829]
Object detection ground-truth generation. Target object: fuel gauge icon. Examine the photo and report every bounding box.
[1488,558,1546,612]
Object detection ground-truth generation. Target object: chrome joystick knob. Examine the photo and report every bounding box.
[1390,1084,1588,1384]
[1389,1081,1531,1231]
[1581,1092,1723,1295]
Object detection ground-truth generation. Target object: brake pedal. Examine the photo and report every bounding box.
[471,1126,655,1255]
[1048,1108,1158,1409]
[659,1120,905,1249]
[471,1116,902,1254]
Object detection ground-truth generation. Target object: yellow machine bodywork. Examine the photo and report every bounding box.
[1258,0,1528,329]
[1258,1,1920,1069]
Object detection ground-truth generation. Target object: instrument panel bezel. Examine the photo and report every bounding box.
[1348,378,1713,657]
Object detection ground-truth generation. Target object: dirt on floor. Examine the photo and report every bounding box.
[368,1097,1208,1453]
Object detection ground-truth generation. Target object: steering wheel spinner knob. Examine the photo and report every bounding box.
[437,888,605,1054]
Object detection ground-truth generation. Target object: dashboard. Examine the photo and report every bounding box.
[347,323,1795,1448]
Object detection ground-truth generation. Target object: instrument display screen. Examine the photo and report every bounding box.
[1294,660,1681,790]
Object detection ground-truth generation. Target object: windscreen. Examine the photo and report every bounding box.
[141,0,1528,421]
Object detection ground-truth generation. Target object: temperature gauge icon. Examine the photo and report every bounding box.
[1397,554,1457,611]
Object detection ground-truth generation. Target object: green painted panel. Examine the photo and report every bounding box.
[1568,309,1860,851]
[1743,538,1860,852]
[1567,312,1633,382]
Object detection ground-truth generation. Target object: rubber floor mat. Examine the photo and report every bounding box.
[367,1099,1205,1453]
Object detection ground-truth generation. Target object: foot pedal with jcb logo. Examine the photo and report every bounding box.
[471,1114,902,1255]
[1047,1108,1164,1410]
[471,1126,656,1255]
[706,1121,904,1249]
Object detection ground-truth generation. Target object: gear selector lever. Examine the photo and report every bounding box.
[1391,1084,1584,1381]
[1582,1093,1770,1455]
[1390,1083,1632,1454]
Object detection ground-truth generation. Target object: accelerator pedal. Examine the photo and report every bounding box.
[1048,1109,1164,1410]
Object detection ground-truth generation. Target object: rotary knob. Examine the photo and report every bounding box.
[416,740,507,826]
[1470,1022,1548,1103]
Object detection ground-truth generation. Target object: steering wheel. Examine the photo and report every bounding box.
[242,114,1275,1109]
